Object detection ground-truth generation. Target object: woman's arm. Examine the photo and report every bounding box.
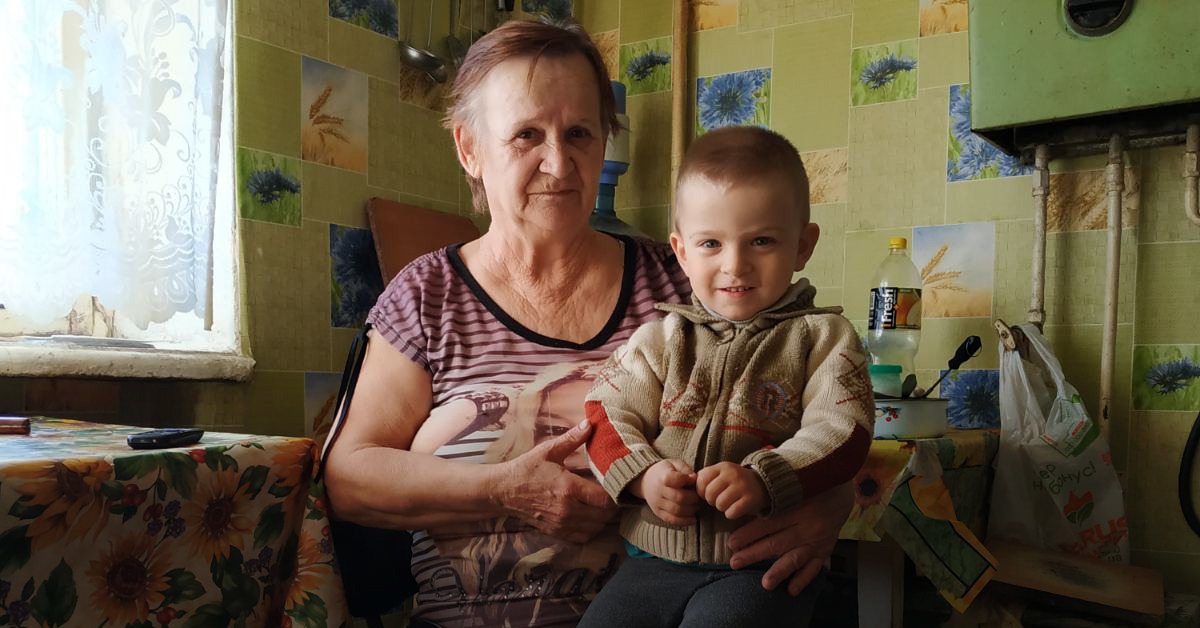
[323,331,614,541]
[726,481,854,595]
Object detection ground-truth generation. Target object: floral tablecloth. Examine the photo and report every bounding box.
[841,429,1000,612]
[0,418,348,628]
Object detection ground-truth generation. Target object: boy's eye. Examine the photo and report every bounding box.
[698,239,720,249]
[751,236,775,246]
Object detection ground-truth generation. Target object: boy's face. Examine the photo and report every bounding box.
[669,176,819,321]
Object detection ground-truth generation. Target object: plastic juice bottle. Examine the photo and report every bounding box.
[865,237,922,379]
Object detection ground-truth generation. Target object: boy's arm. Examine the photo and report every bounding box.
[742,315,875,516]
[585,322,671,503]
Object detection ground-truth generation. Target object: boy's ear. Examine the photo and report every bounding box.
[669,231,687,263]
[453,124,481,178]
[793,222,821,272]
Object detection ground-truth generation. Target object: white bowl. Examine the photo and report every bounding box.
[873,398,948,439]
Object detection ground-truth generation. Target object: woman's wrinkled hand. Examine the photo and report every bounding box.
[726,481,854,595]
[495,420,617,543]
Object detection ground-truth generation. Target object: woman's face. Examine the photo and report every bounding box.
[457,53,605,235]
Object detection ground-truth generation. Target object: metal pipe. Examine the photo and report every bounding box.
[669,0,689,217]
[1185,124,1200,226]
[1029,144,1050,331]
[1100,134,1124,437]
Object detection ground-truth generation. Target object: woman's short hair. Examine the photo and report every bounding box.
[443,19,618,213]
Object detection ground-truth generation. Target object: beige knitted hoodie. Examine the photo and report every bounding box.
[584,280,874,565]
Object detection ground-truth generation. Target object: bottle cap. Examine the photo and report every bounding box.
[868,364,903,374]
[888,237,908,250]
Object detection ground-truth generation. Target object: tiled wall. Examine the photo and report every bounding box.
[580,0,1200,593]
[0,1,476,440]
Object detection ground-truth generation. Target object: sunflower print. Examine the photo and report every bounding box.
[86,534,171,624]
[181,469,254,561]
[0,419,349,626]
[6,458,113,550]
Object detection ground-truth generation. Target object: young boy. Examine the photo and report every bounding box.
[579,126,874,626]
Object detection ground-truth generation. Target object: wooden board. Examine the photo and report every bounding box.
[366,198,479,282]
[987,541,1164,625]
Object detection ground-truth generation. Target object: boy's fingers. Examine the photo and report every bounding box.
[662,471,694,489]
[665,459,695,475]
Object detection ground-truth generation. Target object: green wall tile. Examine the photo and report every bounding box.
[852,0,919,47]
[1135,241,1200,344]
[329,17,404,81]
[616,91,673,211]
[992,219,1034,324]
[236,0,328,59]
[916,32,968,90]
[1042,323,1133,470]
[692,26,773,79]
[303,162,370,228]
[395,193,463,217]
[1044,229,1137,326]
[619,0,672,43]
[814,286,844,310]
[841,228,912,321]
[1137,146,1197,244]
[616,206,669,242]
[1131,550,1200,595]
[1049,153,1109,173]
[240,371,307,436]
[915,318,1000,371]
[946,176,1036,224]
[332,327,361,366]
[242,219,332,372]
[236,37,302,157]
[771,17,851,152]
[1127,411,1200,555]
[739,0,852,33]
[805,204,847,289]
[578,0,620,33]
[368,78,461,202]
[847,88,948,230]
[239,148,303,226]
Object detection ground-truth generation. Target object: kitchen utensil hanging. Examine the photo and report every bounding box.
[399,0,447,83]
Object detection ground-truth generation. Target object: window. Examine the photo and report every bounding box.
[0,1,249,379]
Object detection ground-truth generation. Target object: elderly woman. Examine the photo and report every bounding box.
[324,19,853,627]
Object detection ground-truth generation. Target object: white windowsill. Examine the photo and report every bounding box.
[0,341,255,381]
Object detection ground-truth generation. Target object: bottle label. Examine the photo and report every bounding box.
[868,287,922,331]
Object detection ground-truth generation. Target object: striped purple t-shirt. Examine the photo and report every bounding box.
[367,234,691,627]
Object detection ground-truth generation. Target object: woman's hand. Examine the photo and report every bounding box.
[726,481,854,595]
[494,420,617,543]
[632,459,699,526]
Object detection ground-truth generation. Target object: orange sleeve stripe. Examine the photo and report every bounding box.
[584,400,631,475]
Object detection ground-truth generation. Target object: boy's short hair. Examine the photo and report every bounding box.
[675,126,810,224]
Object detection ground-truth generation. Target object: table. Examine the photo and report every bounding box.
[841,429,1000,626]
[0,418,349,627]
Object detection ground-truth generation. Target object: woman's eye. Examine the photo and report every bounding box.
[568,127,592,139]
[751,236,775,246]
[515,129,536,141]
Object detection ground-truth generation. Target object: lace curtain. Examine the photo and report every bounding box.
[0,0,230,330]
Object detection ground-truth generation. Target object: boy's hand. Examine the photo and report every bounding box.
[632,459,700,526]
[696,462,766,520]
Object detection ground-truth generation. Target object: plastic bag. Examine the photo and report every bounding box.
[988,323,1129,563]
